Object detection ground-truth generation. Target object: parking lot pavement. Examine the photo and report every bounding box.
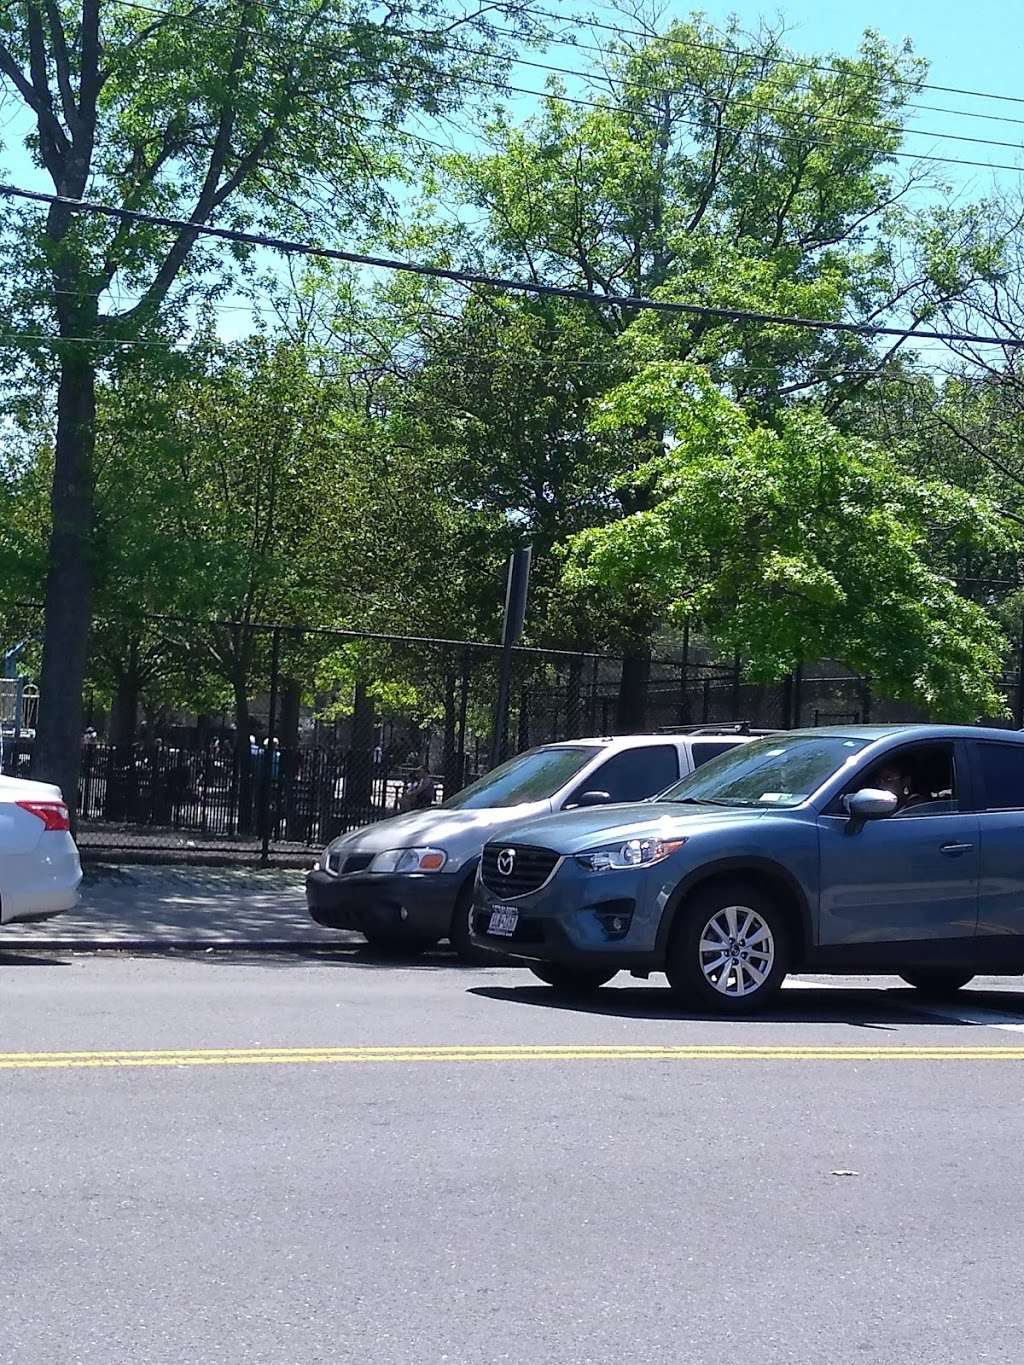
[3,953,1024,1365]
[0,863,345,948]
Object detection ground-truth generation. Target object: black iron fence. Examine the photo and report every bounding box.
[2,611,1021,860]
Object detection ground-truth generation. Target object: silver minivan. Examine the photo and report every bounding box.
[306,729,756,957]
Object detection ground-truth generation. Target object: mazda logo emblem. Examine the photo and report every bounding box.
[497,848,516,877]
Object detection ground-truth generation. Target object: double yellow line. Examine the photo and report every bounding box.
[1,1043,1023,1070]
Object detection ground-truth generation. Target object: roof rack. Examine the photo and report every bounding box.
[654,722,780,737]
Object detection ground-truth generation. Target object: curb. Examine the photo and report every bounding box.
[0,939,351,953]
[79,851,315,870]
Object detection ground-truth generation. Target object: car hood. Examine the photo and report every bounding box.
[327,800,552,856]
[496,801,767,855]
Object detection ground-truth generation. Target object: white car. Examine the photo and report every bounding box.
[0,776,82,924]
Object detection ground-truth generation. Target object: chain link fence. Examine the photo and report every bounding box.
[1,611,1020,860]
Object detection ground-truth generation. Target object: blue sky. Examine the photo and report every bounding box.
[2,0,1022,339]
[705,0,1024,200]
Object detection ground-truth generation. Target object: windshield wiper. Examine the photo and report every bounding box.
[661,796,744,808]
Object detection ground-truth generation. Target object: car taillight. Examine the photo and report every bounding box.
[16,800,71,831]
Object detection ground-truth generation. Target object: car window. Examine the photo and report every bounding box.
[443,746,601,809]
[568,744,680,806]
[690,740,741,768]
[975,741,1024,810]
[851,743,958,817]
[658,734,868,808]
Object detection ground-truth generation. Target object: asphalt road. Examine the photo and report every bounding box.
[2,948,1024,1365]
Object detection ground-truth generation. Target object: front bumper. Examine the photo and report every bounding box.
[305,868,462,940]
[469,860,669,969]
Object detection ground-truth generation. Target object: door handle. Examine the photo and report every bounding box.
[939,842,973,856]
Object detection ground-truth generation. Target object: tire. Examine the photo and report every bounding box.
[528,964,618,995]
[666,880,790,1014]
[360,926,439,957]
[899,970,975,998]
[448,882,493,965]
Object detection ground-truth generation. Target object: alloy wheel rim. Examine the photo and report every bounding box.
[698,905,774,997]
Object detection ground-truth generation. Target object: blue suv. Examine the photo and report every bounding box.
[470,725,1024,1012]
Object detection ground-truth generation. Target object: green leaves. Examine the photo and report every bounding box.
[564,365,1014,720]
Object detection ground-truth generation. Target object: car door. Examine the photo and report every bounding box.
[970,739,1024,956]
[563,744,680,808]
[817,739,980,952]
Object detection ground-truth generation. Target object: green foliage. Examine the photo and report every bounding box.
[563,364,1013,720]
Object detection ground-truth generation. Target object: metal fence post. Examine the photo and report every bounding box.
[793,662,803,729]
[679,622,690,725]
[456,646,471,788]
[730,652,741,720]
[259,626,281,866]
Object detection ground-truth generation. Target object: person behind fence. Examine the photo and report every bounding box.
[400,764,436,812]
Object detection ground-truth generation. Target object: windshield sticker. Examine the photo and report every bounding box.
[760,792,802,803]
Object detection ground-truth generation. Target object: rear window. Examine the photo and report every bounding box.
[975,741,1024,810]
[690,740,741,768]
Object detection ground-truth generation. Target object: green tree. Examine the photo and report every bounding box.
[562,364,1012,720]
[440,17,959,715]
[0,0,529,805]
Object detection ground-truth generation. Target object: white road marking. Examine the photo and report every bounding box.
[905,1003,1024,1034]
[786,977,1024,1032]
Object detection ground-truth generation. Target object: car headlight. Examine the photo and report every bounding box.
[575,837,686,872]
[370,847,448,873]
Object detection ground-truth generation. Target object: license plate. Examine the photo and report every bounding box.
[487,906,519,937]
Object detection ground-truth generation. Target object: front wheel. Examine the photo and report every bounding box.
[899,970,974,998]
[666,881,790,1014]
[528,964,618,995]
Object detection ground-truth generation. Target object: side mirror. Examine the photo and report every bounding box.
[568,789,612,809]
[843,788,898,830]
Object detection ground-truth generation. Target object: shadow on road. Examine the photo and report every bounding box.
[467,982,1024,1027]
[0,952,68,967]
[0,944,515,972]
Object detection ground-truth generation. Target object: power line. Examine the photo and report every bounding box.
[112,0,1024,131]
[1,181,1020,349]
[520,4,1024,110]
[0,323,921,382]
[462,18,1024,131]
[110,0,1024,156]
[103,0,1024,176]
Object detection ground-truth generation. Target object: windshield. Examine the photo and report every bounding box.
[658,734,868,809]
[444,745,601,810]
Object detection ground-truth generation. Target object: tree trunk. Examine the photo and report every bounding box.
[615,646,651,733]
[278,678,301,750]
[32,347,97,813]
[104,642,142,821]
[110,642,141,748]
[347,678,375,818]
[233,680,254,835]
[277,678,302,839]
[441,661,459,799]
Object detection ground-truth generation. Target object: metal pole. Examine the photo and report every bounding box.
[490,547,532,768]
[679,622,690,725]
[730,652,741,720]
[259,626,281,866]
[490,644,515,768]
[456,646,471,788]
[793,662,803,729]
[1017,612,1024,729]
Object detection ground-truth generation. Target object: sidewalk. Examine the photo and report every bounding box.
[0,865,350,949]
